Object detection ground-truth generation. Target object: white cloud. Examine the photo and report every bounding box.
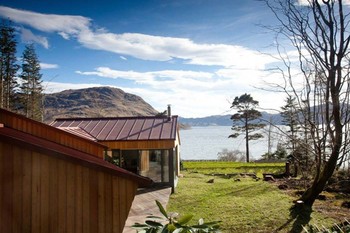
[75,66,288,117]
[0,6,289,117]
[0,6,91,37]
[40,63,59,69]
[42,81,105,93]
[77,67,215,90]
[20,28,49,48]
[0,6,274,69]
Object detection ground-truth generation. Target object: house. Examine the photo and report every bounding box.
[0,108,152,233]
[50,107,181,192]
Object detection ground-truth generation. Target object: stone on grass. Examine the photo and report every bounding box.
[207,179,214,183]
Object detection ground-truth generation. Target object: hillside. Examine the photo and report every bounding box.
[43,86,159,122]
[179,112,283,126]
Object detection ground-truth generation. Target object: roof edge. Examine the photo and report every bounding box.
[53,115,179,122]
[0,126,153,187]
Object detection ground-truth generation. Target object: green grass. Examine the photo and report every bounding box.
[167,162,336,233]
[183,161,285,177]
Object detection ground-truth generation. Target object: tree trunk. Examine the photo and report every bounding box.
[301,87,342,206]
[301,148,340,206]
[245,119,249,163]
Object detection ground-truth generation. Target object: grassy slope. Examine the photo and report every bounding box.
[167,162,336,233]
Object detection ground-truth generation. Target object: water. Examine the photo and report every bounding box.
[180,126,271,160]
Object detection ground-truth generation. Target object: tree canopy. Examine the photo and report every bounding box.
[229,93,265,162]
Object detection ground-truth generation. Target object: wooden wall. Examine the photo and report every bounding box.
[0,140,138,233]
[0,109,105,158]
[103,139,176,150]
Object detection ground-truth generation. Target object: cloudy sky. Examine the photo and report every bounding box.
[0,0,300,117]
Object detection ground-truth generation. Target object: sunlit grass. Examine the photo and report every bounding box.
[168,163,336,233]
[183,161,285,177]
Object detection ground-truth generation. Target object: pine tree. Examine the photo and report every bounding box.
[0,19,19,110]
[229,93,266,162]
[19,43,43,121]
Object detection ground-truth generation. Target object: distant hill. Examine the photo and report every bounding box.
[179,112,283,126]
[43,86,159,122]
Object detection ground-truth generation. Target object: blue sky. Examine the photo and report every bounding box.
[0,1,298,117]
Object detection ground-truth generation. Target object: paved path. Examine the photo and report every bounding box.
[123,187,172,233]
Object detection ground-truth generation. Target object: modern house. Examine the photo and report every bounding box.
[0,108,152,233]
[50,108,181,192]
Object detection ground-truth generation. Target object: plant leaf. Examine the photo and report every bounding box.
[173,228,184,233]
[145,220,163,228]
[156,200,169,218]
[167,223,176,232]
[177,214,194,225]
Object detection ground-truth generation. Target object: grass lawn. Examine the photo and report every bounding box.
[183,161,285,177]
[167,162,337,233]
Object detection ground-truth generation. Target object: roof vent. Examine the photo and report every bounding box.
[167,104,171,121]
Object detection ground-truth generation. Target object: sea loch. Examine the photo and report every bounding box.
[180,126,276,161]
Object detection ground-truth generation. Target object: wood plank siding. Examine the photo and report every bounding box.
[0,108,106,158]
[103,139,177,150]
[0,139,139,233]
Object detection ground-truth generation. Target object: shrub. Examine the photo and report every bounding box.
[217,149,245,162]
[132,200,221,233]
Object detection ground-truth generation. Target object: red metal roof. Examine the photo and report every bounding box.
[0,124,152,187]
[51,116,178,141]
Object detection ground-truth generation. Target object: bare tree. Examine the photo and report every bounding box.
[264,0,350,207]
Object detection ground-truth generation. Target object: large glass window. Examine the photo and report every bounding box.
[111,149,170,183]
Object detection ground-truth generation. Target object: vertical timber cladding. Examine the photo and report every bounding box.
[0,108,106,158]
[0,140,138,233]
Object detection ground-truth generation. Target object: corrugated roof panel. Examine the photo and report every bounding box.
[50,121,61,127]
[57,127,97,141]
[106,119,126,140]
[117,119,136,140]
[149,118,165,140]
[51,116,179,142]
[96,120,116,140]
[89,119,108,138]
[57,120,71,127]
[66,120,81,127]
[138,119,154,140]
[127,119,145,140]
[83,120,99,133]
[160,121,172,139]
[76,120,89,128]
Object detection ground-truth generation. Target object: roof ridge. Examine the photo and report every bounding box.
[54,115,179,121]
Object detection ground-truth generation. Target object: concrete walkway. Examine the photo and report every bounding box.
[123,187,172,233]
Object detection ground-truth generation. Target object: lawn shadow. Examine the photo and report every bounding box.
[274,203,312,233]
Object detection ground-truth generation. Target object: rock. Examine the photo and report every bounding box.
[341,201,350,209]
[278,184,288,190]
[263,175,275,182]
[207,179,214,183]
[317,194,327,200]
[234,178,241,182]
[338,180,350,193]
[240,173,257,178]
[295,190,304,196]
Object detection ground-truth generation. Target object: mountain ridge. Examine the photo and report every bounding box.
[43,86,159,122]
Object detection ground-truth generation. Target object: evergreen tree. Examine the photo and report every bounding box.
[229,93,266,162]
[0,19,19,110]
[19,43,43,121]
[281,96,304,176]
[281,96,300,151]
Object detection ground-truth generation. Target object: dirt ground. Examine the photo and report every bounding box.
[272,178,350,223]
